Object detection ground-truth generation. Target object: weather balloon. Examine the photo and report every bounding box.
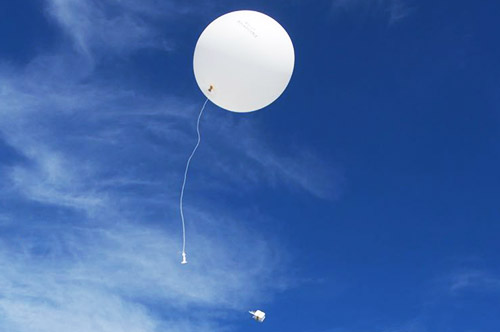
[178,11,295,265]
[193,10,295,113]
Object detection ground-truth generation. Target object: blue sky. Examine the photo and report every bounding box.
[1,0,499,331]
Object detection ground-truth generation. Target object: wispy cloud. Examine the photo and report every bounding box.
[9,146,104,212]
[331,0,415,24]
[448,270,500,294]
[0,219,285,331]
[44,0,185,58]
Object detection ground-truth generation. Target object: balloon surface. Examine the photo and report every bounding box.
[193,10,295,113]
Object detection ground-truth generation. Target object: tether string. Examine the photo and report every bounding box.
[179,98,209,264]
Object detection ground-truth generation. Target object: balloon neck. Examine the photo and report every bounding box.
[208,85,214,93]
[181,252,187,265]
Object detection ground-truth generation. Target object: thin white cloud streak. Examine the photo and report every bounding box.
[324,269,500,332]
[9,147,104,212]
[331,0,415,24]
[44,0,183,58]
[244,139,344,200]
[192,118,343,200]
[448,270,500,293]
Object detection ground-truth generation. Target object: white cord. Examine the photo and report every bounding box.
[179,98,209,264]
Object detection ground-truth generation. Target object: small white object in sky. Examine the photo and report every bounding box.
[249,310,266,322]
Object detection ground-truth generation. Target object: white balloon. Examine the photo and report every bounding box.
[193,10,295,113]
